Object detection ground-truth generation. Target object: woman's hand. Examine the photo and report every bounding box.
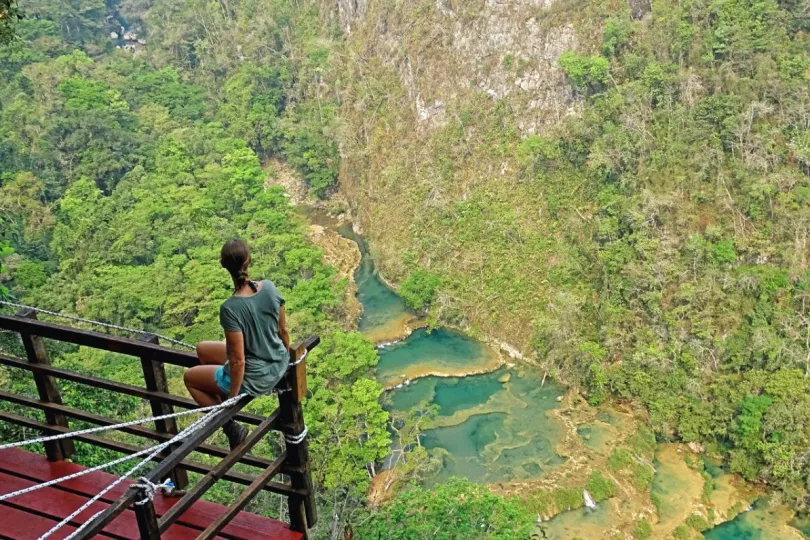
[224,330,245,397]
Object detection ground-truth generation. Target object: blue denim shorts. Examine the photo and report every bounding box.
[215,366,246,396]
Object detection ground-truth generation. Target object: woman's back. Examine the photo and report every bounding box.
[219,279,288,395]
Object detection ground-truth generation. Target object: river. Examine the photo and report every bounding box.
[319,215,806,538]
[337,224,571,486]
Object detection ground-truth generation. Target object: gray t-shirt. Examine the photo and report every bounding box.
[219,279,288,396]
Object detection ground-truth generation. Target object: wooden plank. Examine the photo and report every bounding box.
[290,342,307,403]
[0,314,198,367]
[0,503,80,540]
[73,399,251,539]
[0,472,202,540]
[0,449,303,540]
[279,346,317,532]
[134,499,161,540]
[0,315,319,373]
[158,414,283,533]
[0,353,265,426]
[0,390,277,470]
[138,334,189,489]
[17,309,75,461]
[197,457,286,540]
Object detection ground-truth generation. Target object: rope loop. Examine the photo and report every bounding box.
[291,348,308,366]
[284,425,308,445]
[38,406,225,540]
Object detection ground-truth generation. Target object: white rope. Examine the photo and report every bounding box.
[41,409,218,540]
[284,425,308,445]
[0,396,243,503]
[39,395,245,540]
[290,349,308,366]
[0,398,241,451]
[132,477,174,505]
[0,300,195,350]
[0,440,168,503]
[274,349,308,395]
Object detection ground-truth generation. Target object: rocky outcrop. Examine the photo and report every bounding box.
[336,0,368,33]
[338,0,576,134]
[333,0,588,355]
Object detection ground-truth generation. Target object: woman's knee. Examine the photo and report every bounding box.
[183,366,199,389]
[197,341,227,366]
[184,365,222,395]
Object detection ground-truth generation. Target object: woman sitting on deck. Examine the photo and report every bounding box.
[184,239,291,449]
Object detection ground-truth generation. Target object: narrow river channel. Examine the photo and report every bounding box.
[338,224,571,485]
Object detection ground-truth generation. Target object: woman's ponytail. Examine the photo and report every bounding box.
[221,239,256,291]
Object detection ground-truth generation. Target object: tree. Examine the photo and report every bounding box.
[399,270,442,312]
[383,403,440,495]
[0,0,21,44]
[355,478,534,540]
[0,241,13,299]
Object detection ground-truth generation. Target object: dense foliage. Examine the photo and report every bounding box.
[0,0,384,535]
[336,0,810,512]
[355,478,534,540]
[547,0,810,504]
[6,0,810,537]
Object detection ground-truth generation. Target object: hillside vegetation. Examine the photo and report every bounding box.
[3,0,810,537]
[0,1,387,537]
[337,0,810,505]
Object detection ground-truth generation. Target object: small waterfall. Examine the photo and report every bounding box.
[583,490,596,509]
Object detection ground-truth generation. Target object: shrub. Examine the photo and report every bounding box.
[399,269,442,311]
[633,519,652,539]
[559,51,610,91]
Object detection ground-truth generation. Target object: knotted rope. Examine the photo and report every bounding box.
[41,395,244,540]
[132,477,175,505]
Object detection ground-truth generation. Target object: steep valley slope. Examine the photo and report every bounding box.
[326,0,810,511]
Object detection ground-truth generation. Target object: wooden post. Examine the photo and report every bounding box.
[137,334,189,489]
[133,492,161,540]
[280,344,317,534]
[17,309,74,461]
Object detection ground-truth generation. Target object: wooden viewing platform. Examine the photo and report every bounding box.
[0,448,303,540]
[0,310,318,539]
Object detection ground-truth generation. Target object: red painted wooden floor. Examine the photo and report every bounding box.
[0,448,304,540]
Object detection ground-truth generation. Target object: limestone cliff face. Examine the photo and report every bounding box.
[332,0,589,354]
[336,0,576,133]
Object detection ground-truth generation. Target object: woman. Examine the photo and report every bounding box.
[184,239,291,449]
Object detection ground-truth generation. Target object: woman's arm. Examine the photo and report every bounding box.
[224,330,245,397]
[278,305,291,351]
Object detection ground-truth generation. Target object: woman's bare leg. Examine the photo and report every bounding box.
[183,364,246,448]
[197,341,227,366]
[184,365,224,407]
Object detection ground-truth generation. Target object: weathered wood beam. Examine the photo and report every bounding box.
[0,410,304,498]
[158,415,283,533]
[0,353,265,426]
[138,333,188,489]
[196,455,288,540]
[17,309,74,461]
[72,400,251,540]
[0,314,197,367]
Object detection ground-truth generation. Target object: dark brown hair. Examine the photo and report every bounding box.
[220,239,256,292]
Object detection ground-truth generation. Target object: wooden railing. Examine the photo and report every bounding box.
[0,310,318,538]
